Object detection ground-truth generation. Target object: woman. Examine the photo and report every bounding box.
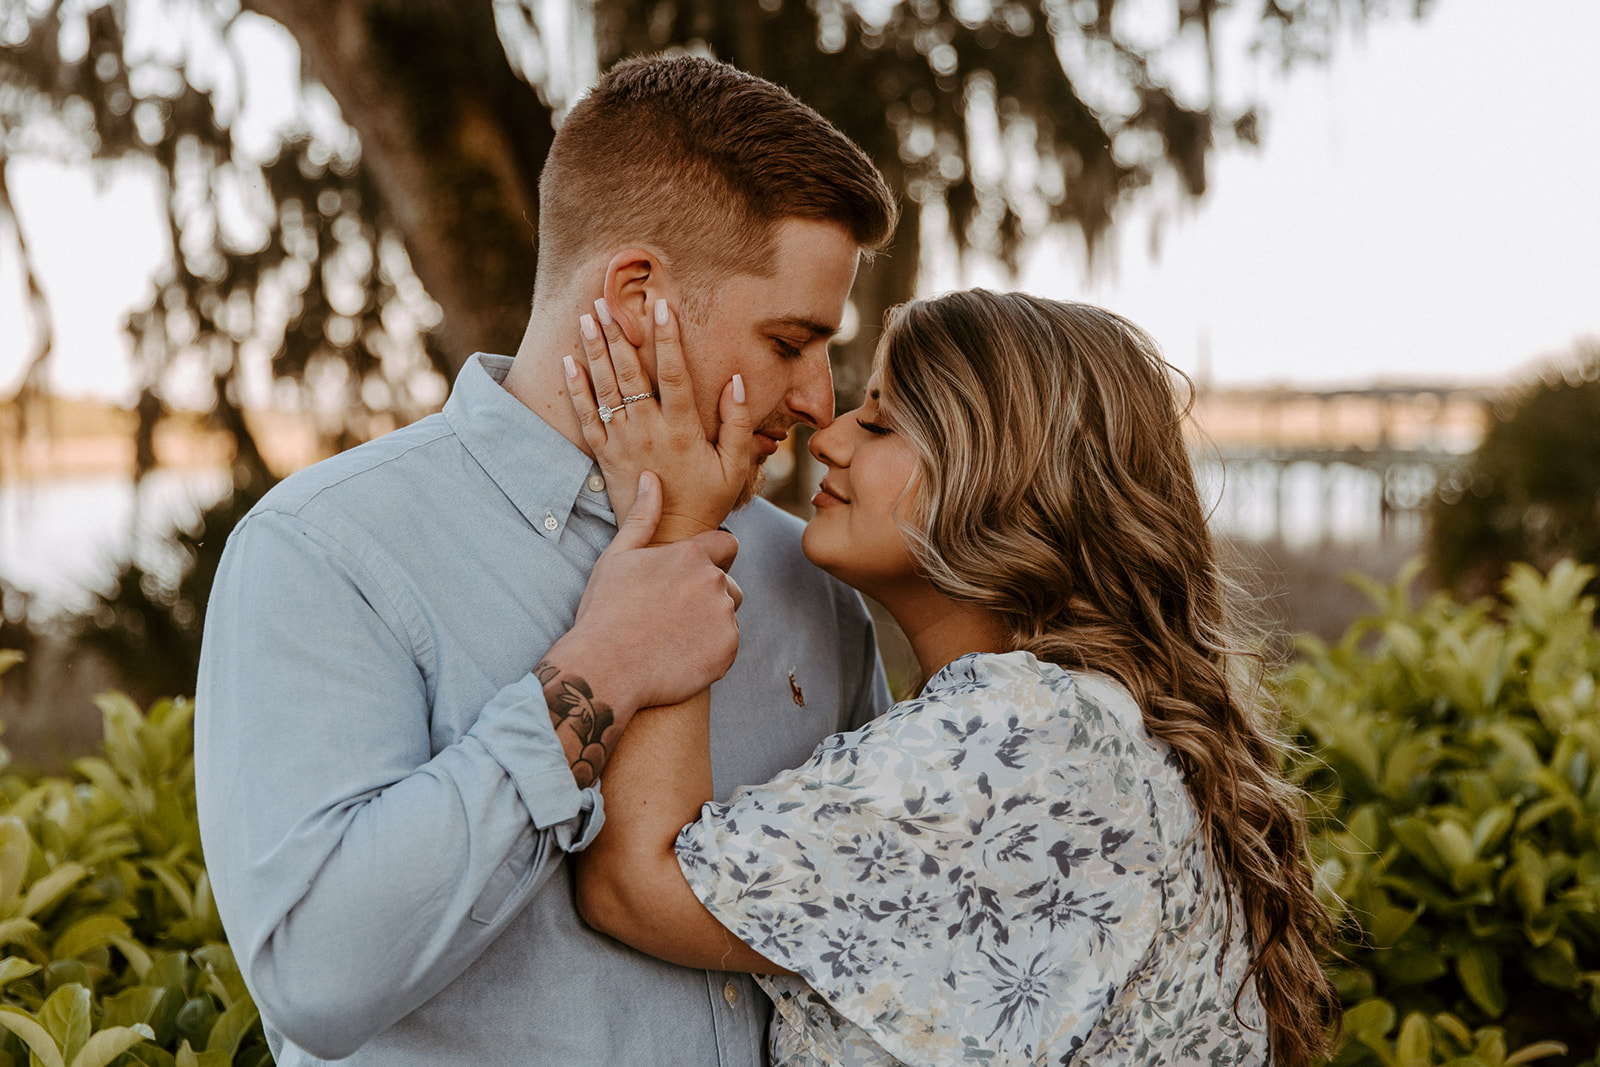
[563,289,1337,1066]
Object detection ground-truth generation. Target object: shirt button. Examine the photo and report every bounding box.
[587,473,606,493]
[542,512,558,532]
[722,982,740,1006]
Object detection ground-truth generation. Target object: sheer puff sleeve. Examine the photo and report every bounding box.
[674,652,1187,1067]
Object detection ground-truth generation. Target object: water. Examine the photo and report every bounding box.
[0,459,1417,619]
[0,469,231,617]
[1194,459,1434,547]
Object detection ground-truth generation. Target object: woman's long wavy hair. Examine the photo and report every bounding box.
[876,290,1339,1067]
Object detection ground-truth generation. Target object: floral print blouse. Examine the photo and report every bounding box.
[674,650,1270,1066]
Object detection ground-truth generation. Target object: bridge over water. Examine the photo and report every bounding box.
[1186,383,1498,544]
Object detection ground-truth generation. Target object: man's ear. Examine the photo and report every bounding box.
[601,247,671,348]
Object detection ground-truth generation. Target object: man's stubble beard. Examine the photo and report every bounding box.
[732,456,766,512]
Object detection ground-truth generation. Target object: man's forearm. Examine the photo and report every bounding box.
[536,658,630,788]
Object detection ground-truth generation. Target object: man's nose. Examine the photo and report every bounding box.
[787,349,836,429]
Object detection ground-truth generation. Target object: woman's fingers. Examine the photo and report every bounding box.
[715,372,755,478]
[564,353,610,453]
[581,310,625,415]
[651,299,698,428]
[595,298,655,403]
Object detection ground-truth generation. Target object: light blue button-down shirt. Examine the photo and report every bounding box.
[195,354,889,1065]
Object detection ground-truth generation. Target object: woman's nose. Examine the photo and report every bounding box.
[809,409,855,468]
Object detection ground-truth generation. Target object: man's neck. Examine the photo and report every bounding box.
[501,297,594,455]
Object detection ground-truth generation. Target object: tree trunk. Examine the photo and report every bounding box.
[244,0,553,377]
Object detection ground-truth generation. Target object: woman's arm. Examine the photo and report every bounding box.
[572,694,786,973]
[564,298,787,972]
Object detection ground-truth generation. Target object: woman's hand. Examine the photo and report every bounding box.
[566,297,753,543]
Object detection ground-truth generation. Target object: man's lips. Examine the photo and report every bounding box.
[754,430,785,457]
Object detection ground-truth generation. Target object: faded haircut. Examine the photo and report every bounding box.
[534,54,897,311]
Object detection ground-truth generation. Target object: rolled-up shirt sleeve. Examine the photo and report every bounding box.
[195,508,600,1060]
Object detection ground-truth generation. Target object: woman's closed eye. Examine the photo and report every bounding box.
[856,418,893,436]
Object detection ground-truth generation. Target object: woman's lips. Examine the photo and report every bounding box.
[811,481,847,508]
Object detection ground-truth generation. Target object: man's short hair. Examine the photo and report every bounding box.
[534,54,898,306]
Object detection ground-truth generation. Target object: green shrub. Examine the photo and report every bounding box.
[0,654,267,1067]
[9,555,1600,1066]
[1429,342,1600,605]
[1285,559,1600,1066]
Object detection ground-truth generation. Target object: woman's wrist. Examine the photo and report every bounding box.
[650,515,724,545]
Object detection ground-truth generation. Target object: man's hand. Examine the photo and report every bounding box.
[538,472,742,785]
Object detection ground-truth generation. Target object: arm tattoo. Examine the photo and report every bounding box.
[536,659,618,789]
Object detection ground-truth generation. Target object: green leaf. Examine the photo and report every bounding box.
[1510,842,1548,919]
[109,938,152,979]
[1504,1040,1570,1065]
[203,998,259,1058]
[172,1041,228,1067]
[0,957,39,990]
[140,862,194,919]
[1515,795,1574,834]
[19,865,87,920]
[99,987,164,1031]
[1395,1012,1432,1066]
[1432,1012,1473,1049]
[173,998,216,1052]
[1370,903,1425,950]
[121,1045,176,1067]
[39,985,90,1067]
[67,1026,154,1067]
[0,917,40,950]
[1379,947,1449,987]
[1344,998,1397,1041]
[1391,817,1451,881]
[1525,940,1580,990]
[1469,806,1514,855]
[0,1006,64,1067]
[1455,944,1505,1017]
[0,818,32,910]
[52,916,130,961]
[190,946,247,1009]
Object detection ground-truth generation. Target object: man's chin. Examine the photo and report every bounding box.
[731,459,766,512]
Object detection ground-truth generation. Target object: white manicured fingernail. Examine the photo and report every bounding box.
[593,299,613,326]
[654,298,669,325]
[564,355,578,379]
[732,374,745,403]
[580,314,597,340]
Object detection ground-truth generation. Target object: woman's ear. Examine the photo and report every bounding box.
[602,248,668,348]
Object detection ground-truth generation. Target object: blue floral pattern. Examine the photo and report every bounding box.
[675,650,1269,1066]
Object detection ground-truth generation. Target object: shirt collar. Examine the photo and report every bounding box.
[443,353,608,539]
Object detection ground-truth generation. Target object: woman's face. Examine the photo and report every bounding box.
[801,374,923,597]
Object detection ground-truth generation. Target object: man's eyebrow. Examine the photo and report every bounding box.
[760,315,839,339]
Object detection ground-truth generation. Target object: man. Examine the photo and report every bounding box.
[195,55,898,1064]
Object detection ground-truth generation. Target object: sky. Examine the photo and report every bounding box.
[1,0,1597,401]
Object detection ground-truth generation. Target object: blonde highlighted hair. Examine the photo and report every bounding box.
[877,290,1338,1067]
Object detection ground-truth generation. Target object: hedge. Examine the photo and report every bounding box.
[2,560,1600,1064]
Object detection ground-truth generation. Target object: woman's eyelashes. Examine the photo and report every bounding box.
[856,418,893,436]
